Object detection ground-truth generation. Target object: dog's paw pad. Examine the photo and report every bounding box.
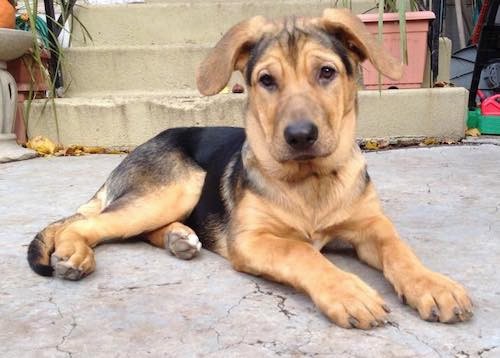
[167,232,201,260]
[51,255,85,281]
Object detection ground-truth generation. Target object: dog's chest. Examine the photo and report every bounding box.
[269,177,357,243]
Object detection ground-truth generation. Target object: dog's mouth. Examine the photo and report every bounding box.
[282,148,332,162]
[294,154,316,161]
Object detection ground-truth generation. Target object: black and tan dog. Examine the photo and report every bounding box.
[28,9,472,329]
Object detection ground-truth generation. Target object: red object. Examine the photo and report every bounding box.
[7,50,50,92]
[6,50,50,144]
[471,0,490,45]
[358,11,435,89]
[480,94,500,115]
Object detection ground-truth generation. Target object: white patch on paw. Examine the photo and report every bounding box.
[187,233,201,248]
[167,231,202,260]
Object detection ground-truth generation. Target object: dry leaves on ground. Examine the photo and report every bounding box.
[359,137,459,151]
[26,136,129,157]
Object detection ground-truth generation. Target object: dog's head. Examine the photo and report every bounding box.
[197,9,402,180]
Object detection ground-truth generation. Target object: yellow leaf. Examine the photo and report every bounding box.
[83,146,105,154]
[364,140,379,150]
[26,136,58,155]
[105,148,128,154]
[422,137,438,146]
[465,128,481,137]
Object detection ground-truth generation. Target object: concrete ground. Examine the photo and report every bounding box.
[1,144,499,357]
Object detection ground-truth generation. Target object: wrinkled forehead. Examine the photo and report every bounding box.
[245,17,353,84]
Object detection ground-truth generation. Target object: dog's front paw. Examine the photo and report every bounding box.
[395,270,473,323]
[311,273,390,330]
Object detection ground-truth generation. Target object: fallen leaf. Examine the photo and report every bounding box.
[422,137,438,146]
[64,145,84,156]
[465,128,481,137]
[364,139,379,150]
[26,136,58,155]
[377,139,390,149]
[105,148,128,154]
[83,146,105,154]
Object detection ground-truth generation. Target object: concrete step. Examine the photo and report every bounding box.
[28,88,467,147]
[71,1,377,47]
[62,38,451,96]
[62,44,246,96]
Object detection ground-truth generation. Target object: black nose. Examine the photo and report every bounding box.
[284,120,318,150]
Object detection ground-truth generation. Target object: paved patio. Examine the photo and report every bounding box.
[1,144,499,357]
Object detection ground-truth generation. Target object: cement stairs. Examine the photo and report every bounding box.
[27,0,467,147]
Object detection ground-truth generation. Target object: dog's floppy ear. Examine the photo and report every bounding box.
[315,8,403,80]
[197,16,271,96]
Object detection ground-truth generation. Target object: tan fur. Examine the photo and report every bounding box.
[196,9,473,328]
[36,8,472,329]
[51,170,206,276]
[144,222,194,248]
[196,16,275,95]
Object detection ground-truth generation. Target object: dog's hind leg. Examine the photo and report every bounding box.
[143,222,201,260]
[27,187,106,277]
[47,169,204,281]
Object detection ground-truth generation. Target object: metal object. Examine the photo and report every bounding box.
[430,0,445,83]
[43,0,78,91]
[468,0,500,109]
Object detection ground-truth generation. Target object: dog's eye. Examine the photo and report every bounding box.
[318,66,336,83]
[258,74,277,90]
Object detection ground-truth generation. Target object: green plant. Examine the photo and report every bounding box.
[14,0,92,142]
[377,0,426,64]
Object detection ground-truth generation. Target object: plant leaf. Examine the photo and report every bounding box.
[398,0,408,64]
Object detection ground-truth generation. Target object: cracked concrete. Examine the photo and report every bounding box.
[1,144,500,357]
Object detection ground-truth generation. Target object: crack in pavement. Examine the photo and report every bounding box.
[100,280,182,292]
[387,323,442,358]
[55,315,77,358]
[223,280,297,320]
[454,345,499,358]
[253,281,297,319]
[478,345,499,357]
[48,295,63,319]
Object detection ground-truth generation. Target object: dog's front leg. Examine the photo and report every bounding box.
[351,214,473,323]
[229,233,390,329]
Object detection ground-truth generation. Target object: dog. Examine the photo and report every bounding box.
[27,9,472,329]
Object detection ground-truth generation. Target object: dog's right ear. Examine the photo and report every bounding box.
[196,16,270,96]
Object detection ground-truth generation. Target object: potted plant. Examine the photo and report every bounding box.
[358,0,435,89]
[0,0,16,29]
[8,9,50,95]
[6,5,52,144]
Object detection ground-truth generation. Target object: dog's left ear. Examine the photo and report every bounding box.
[315,8,403,80]
[197,16,272,96]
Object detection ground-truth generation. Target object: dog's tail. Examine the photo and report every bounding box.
[27,214,83,276]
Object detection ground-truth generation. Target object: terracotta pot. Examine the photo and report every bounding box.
[6,49,50,144]
[0,0,15,29]
[358,11,435,89]
[7,49,50,93]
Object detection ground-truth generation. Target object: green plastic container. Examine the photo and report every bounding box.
[467,109,500,135]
